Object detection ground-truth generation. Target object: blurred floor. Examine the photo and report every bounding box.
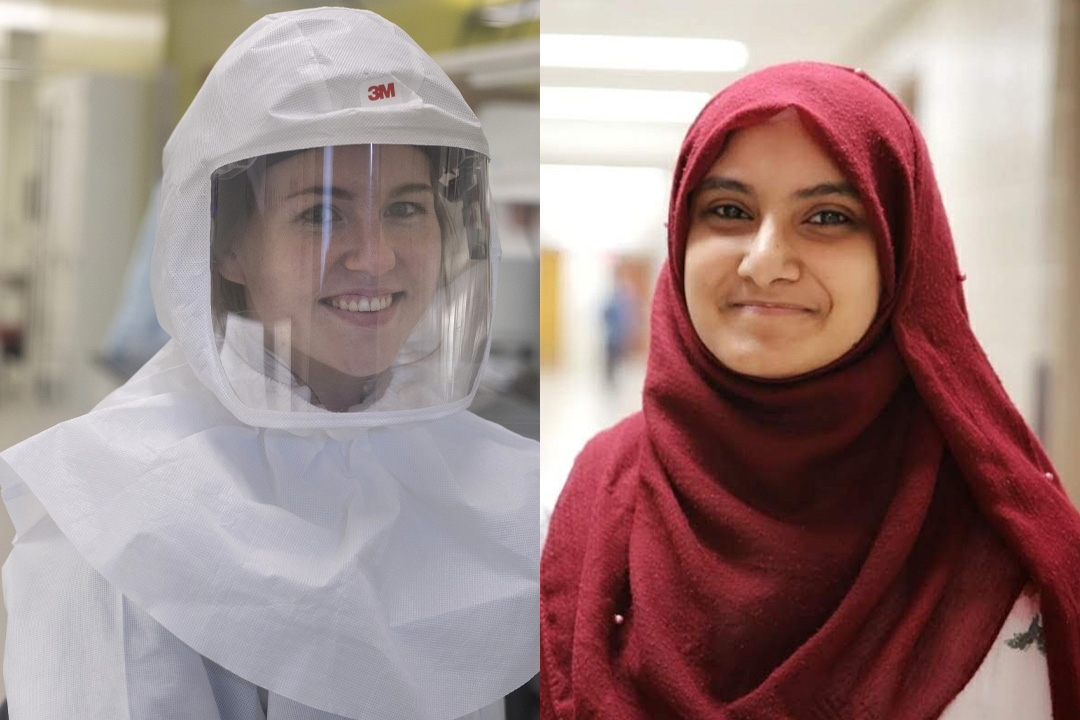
[540,357,645,520]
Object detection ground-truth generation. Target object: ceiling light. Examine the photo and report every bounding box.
[541,34,748,73]
[0,1,164,39]
[540,164,670,252]
[541,86,710,124]
[0,1,48,32]
[479,0,540,28]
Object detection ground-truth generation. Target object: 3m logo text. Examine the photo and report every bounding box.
[367,83,396,101]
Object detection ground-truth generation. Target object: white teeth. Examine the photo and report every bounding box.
[329,295,393,312]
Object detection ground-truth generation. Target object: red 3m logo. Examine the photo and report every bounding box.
[367,83,396,101]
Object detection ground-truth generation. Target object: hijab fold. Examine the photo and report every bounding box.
[541,62,1080,719]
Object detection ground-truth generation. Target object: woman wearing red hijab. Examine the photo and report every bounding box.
[540,62,1080,719]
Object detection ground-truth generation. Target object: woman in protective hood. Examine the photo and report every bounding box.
[540,62,1080,719]
[0,8,538,720]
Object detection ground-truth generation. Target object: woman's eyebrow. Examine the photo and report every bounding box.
[388,182,434,198]
[792,182,860,200]
[695,177,860,201]
[283,183,433,201]
[285,185,354,201]
[697,176,752,194]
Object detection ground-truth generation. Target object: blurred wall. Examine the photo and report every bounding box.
[858,0,1061,475]
[1049,0,1080,501]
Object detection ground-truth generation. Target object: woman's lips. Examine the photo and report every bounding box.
[730,302,813,315]
[326,293,393,313]
[319,292,401,327]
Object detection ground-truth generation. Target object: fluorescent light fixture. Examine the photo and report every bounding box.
[541,86,710,124]
[541,34,748,73]
[541,164,669,252]
[479,0,540,28]
[0,1,48,32]
[0,1,164,40]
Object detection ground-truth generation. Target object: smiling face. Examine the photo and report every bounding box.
[683,109,881,379]
[217,144,442,403]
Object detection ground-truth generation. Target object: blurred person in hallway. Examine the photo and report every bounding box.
[540,63,1080,719]
[0,8,537,719]
[601,271,635,385]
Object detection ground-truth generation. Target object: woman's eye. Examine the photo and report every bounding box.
[807,209,851,225]
[708,204,750,220]
[384,201,427,219]
[298,205,341,224]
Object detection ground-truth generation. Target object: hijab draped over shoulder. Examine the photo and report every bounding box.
[540,62,1080,719]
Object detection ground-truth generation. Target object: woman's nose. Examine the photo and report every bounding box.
[337,222,396,276]
[737,216,800,287]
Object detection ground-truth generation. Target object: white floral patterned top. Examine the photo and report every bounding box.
[940,586,1052,719]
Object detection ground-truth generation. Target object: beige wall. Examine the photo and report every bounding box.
[1049,0,1080,500]
[858,0,1065,482]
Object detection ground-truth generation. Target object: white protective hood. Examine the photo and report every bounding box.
[0,8,539,720]
[160,6,495,429]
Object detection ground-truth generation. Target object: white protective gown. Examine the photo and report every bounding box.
[0,8,539,720]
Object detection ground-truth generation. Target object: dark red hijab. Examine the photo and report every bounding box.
[540,62,1080,719]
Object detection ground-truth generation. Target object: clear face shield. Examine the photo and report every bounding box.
[210,144,492,414]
